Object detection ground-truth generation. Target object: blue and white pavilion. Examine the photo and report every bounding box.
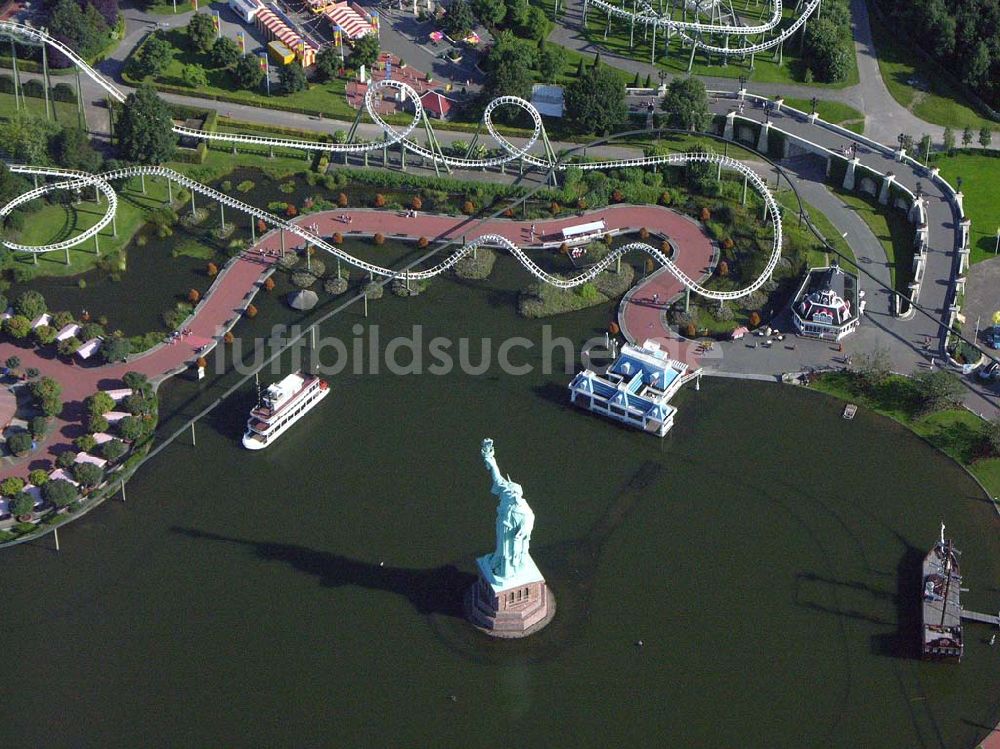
[568,340,700,437]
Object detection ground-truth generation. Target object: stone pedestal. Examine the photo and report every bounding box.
[464,554,555,638]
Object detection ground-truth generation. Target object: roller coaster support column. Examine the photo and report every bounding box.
[112,213,117,237]
[280,230,285,258]
[250,216,256,243]
[140,173,146,194]
[649,21,656,65]
[422,116,450,176]
[742,174,748,205]
[167,178,173,204]
[722,33,729,66]
[629,0,636,48]
[94,231,99,256]
[382,133,388,167]
[190,189,196,218]
[399,141,406,171]
[64,247,70,265]
[687,42,697,73]
[76,67,86,131]
[10,40,21,113]
[41,38,52,122]
[219,202,225,231]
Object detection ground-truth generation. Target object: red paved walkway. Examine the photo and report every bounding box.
[0,204,713,480]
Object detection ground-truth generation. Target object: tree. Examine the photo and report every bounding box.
[979,126,993,149]
[101,439,128,462]
[28,469,49,487]
[3,315,31,340]
[280,63,307,94]
[182,64,209,88]
[115,83,176,165]
[351,33,380,71]
[1,477,25,497]
[802,16,850,82]
[119,415,145,441]
[187,13,216,54]
[90,0,119,28]
[49,0,108,61]
[6,432,33,456]
[481,31,534,102]
[57,336,81,358]
[43,479,78,509]
[0,113,55,164]
[443,0,476,37]
[122,371,150,391]
[314,46,340,82]
[472,0,506,26]
[75,434,97,453]
[918,133,932,162]
[29,417,47,439]
[538,43,565,84]
[661,77,710,131]
[233,54,264,90]
[211,36,241,69]
[87,391,116,416]
[962,125,974,147]
[851,346,892,392]
[9,492,34,517]
[564,66,627,135]
[522,6,549,41]
[73,462,104,489]
[52,127,103,172]
[912,369,963,413]
[942,126,955,154]
[133,34,172,78]
[5,356,20,372]
[14,290,46,320]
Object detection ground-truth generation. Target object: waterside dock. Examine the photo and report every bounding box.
[960,609,1000,626]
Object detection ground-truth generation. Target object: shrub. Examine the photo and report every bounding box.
[411,196,422,211]
[1,476,25,497]
[207,262,218,277]
[609,321,620,335]
[101,439,127,462]
[88,414,110,434]
[659,191,672,205]
[373,233,385,246]
[717,260,729,277]
[683,322,697,338]
[722,238,735,250]
[611,190,624,203]
[417,236,429,248]
[33,325,57,346]
[188,288,201,304]
[462,200,475,215]
[28,469,49,487]
[73,462,104,489]
[337,192,348,207]
[123,393,147,415]
[118,416,145,442]
[43,479,78,508]
[700,206,711,222]
[3,315,32,340]
[56,451,77,469]
[550,201,561,215]
[245,304,258,318]
[374,193,386,208]
[57,337,81,358]
[122,372,149,391]
[749,311,762,328]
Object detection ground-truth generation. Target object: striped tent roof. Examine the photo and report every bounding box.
[325,3,372,39]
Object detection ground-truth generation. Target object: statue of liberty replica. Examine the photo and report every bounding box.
[465,438,555,637]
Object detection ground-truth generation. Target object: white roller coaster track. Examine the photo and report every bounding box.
[0,21,782,301]
[584,0,822,56]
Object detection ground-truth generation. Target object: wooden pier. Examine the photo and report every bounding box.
[960,609,1000,626]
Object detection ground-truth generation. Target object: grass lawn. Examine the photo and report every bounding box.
[809,370,1000,500]
[929,149,1000,264]
[545,0,857,89]
[866,2,996,132]
[783,97,865,134]
[831,187,913,294]
[776,190,857,269]
[0,91,85,127]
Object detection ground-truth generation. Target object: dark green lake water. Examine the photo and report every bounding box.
[1,247,999,748]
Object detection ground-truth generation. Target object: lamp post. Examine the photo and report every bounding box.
[957,175,963,192]
[810,96,817,115]
[897,132,905,151]
[658,69,667,92]
[995,227,999,255]
[738,74,746,94]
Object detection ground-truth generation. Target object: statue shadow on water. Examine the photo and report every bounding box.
[171,460,662,666]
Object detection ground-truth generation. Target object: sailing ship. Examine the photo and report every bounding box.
[921,523,963,660]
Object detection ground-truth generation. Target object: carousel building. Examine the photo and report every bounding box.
[791,264,863,341]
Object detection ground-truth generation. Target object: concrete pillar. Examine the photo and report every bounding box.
[723,111,735,141]
[756,122,770,154]
[843,157,859,191]
[915,222,928,247]
[808,112,819,125]
[878,174,895,206]
[954,191,964,216]
[773,97,784,112]
[895,148,906,162]
[908,196,925,224]
[958,247,970,275]
[960,218,972,250]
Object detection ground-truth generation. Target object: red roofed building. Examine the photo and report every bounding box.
[419,90,454,120]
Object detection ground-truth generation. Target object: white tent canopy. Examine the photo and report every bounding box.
[561,220,606,240]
